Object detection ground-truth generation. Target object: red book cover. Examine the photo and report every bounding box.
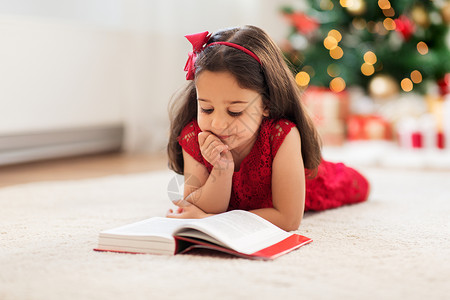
[174,234,312,260]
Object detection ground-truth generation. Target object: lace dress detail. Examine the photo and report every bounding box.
[178,119,369,212]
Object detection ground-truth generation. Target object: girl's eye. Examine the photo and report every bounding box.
[201,108,213,114]
[228,111,243,117]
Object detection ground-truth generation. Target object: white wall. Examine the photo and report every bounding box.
[0,0,293,155]
[0,16,127,133]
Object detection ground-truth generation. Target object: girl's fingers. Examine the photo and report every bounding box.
[206,145,229,165]
[166,209,176,218]
[202,135,219,150]
[172,199,191,208]
[199,133,229,164]
[198,131,233,168]
[199,131,219,147]
[166,208,186,219]
[205,143,227,158]
[166,211,179,218]
[197,131,208,147]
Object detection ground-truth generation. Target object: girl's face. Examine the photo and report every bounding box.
[195,71,269,154]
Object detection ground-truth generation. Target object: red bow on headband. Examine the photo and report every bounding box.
[184,31,211,80]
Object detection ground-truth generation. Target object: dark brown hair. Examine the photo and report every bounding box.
[168,25,321,175]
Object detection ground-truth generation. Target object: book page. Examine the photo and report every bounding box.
[174,210,292,255]
[100,217,193,241]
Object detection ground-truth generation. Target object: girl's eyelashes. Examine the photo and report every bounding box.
[228,111,243,117]
[200,107,213,114]
[200,107,243,117]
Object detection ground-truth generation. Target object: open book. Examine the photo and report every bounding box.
[94,210,312,260]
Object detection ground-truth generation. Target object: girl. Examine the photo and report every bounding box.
[166,25,369,231]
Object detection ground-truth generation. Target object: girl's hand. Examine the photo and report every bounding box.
[166,200,210,219]
[198,131,234,171]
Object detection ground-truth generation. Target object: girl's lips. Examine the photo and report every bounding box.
[218,135,231,140]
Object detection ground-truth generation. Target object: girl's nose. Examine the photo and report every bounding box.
[211,117,228,132]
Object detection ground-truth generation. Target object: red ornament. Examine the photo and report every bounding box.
[394,15,415,40]
[285,12,319,35]
[437,73,450,95]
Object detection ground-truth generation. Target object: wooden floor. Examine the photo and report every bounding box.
[0,151,169,188]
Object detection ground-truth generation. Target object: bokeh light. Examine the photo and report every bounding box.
[302,65,315,77]
[330,77,346,92]
[295,71,311,87]
[324,36,338,50]
[401,78,413,92]
[361,63,375,76]
[410,70,423,84]
[328,30,342,42]
[364,51,377,65]
[383,18,396,30]
[382,7,395,17]
[327,64,341,77]
[378,0,391,10]
[346,0,366,15]
[417,42,429,55]
[352,18,366,30]
[376,21,388,35]
[340,0,351,8]
[330,46,344,59]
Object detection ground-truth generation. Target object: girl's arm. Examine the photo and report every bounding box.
[250,127,306,231]
[178,145,234,214]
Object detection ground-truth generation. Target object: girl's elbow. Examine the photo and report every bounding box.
[206,207,228,214]
[283,212,303,231]
[284,220,301,232]
[203,203,229,214]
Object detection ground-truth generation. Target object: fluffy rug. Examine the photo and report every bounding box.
[1,166,449,300]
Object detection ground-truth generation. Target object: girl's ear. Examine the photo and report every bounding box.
[263,106,270,117]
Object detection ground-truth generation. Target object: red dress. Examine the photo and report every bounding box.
[178,118,369,212]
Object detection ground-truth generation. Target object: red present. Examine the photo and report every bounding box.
[411,132,423,148]
[347,115,392,141]
[437,131,445,149]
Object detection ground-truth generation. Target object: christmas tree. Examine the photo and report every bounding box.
[281,0,450,98]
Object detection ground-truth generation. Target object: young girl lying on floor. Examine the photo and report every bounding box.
[166,25,369,231]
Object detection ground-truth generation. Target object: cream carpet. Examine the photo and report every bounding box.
[1,167,449,300]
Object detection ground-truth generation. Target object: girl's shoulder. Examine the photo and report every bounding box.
[179,119,200,144]
[178,119,200,153]
[262,118,296,139]
[261,118,297,155]
[178,119,207,166]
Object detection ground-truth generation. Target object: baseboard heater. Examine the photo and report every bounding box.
[0,125,124,166]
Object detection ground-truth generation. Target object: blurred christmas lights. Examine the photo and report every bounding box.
[417,41,429,55]
[295,71,311,87]
[330,77,346,92]
[282,0,449,95]
[401,78,413,92]
[411,70,423,84]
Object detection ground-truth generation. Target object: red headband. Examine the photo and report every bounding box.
[184,31,262,80]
